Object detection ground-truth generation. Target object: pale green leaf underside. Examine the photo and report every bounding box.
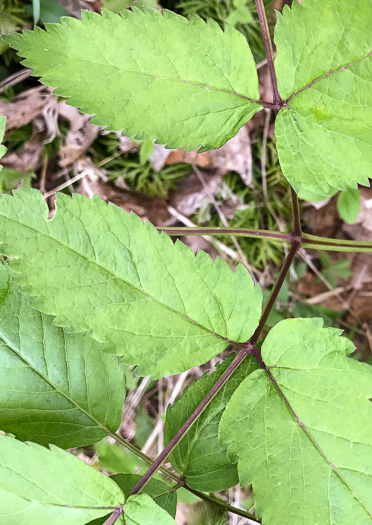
[220,318,372,525]
[0,116,6,169]
[6,9,261,153]
[0,191,262,378]
[165,354,258,491]
[0,264,125,448]
[275,0,372,196]
[0,435,125,524]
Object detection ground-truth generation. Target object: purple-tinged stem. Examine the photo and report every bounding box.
[255,0,281,107]
[103,506,124,525]
[249,239,300,344]
[129,344,253,496]
[130,239,301,497]
[158,226,292,243]
[291,187,302,239]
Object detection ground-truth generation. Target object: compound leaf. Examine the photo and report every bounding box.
[6,9,261,152]
[0,190,262,378]
[165,354,258,491]
[220,318,372,525]
[275,0,372,196]
[0,264,125,448]
[0,435,125,524]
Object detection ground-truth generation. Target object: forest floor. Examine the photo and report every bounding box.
[1,1,371,523]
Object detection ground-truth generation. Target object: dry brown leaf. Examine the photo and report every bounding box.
[58,102,101,166]
[169,171,221,217]
[165,148,210,168]
[77,176,172,226]
[2,122,44,172]
[149,144,176,171]
[0,86,56,130]
[208,125,252,185]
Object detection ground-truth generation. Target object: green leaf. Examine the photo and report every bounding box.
[0,435,125,524]
[123,494,177,524]
[39,0,72,24]
[33,0,41,24]
[0,116,6,169]
[0,168,34,193]
[275,0,372,196]
[337,187,360,224]
[87,475,177,524]
[0,190,262,378]
[113,475,177,517]
[139,140,154,165]
[6,9,261,153]
[0,264,126,448]
[165,354,258,491]
[220,318,372,524]
[95,441,148,475]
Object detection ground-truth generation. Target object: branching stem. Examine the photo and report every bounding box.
[115,2,369,522]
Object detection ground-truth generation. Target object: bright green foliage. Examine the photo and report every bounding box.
[0,116,6,169]
[123,494,177,525]
[337,187,360,224]
[112,475,177,517]
[165,354,258,491]
[275,0,372,196]
[0,435,125,524]
[0,190,262,377]
[6,8,261,152]
[0,265,125,448]
[220,318,372,524]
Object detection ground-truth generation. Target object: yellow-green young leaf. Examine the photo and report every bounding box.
[0,116,6,169]
[6,9,261,153]
[0,191,262,378]
[164,354,258,491]
[275,0,372,196]
[0,435,125,524]
[219,318,372,525]
[0,264,125,448]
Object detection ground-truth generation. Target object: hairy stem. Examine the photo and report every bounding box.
[255,0,281,106]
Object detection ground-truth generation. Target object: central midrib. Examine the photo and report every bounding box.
[287,50,372,103]
[2,213,235,345]
[269,369,372,519]
[0,328,111,437]
[27,43,259,105]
